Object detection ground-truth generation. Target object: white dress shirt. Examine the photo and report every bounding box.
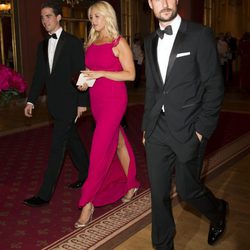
[157,15,181,83]
[48,27,63,73]
[27,27,63,107]
[157,15,181,112]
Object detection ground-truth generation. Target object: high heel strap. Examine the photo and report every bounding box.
[122,187,139,203]
[74,203,94,228]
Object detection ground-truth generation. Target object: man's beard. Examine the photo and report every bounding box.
[157,8,177,23]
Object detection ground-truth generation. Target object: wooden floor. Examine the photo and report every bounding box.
[1,80,250,250]
[115,153,250,250]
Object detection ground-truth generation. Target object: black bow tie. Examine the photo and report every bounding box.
[48,33,57,39]
[156,25,173,39]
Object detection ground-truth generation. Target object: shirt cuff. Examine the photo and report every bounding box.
[27,102,34,108]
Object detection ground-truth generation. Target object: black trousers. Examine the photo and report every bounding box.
[145,114,221,249]
[38,120,89,201]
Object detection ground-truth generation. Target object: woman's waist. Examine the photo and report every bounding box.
[90,81,127,98]
[93,78,125,87]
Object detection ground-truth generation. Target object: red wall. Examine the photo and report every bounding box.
[18,0,44,87]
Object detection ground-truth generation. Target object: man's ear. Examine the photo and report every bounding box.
[148,0,153,10]
[57,14,62,22]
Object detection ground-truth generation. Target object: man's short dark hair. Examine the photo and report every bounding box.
[41,0,62,16]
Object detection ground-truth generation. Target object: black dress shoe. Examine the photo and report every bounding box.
[68,179,85,189]
[23,196,49,207]
[208,200,229,245]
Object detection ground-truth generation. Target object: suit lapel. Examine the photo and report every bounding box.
[164,20,187,86]
[151,34,164,87]
[51,31,66,73]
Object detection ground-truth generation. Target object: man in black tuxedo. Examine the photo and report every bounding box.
[23,0,89,207]
[142,0,228,249]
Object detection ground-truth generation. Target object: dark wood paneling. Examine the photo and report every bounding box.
[191,0,204,23]
[179,0,204,23]
[179,0,192,20]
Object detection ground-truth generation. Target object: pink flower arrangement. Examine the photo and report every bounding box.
[0,64,28,106]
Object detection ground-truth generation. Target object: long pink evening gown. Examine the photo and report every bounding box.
[79,36,140,207]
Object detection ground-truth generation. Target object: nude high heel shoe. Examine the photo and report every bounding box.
[122,188,139,203]
[74,203,94,228]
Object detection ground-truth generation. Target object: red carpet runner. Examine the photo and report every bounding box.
[0,105,249,249]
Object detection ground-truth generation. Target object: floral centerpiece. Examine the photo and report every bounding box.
[0,64,28,106]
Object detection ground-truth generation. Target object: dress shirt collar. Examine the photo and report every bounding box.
[48,27,63,40]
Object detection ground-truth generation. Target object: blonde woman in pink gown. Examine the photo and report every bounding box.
[75,1,140,228]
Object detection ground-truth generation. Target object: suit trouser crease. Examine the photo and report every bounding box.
[145,115,221,248]
[67,125,89,180]
[38,121,88,201]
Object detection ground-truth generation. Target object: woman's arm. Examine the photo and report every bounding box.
[82,37,135,82]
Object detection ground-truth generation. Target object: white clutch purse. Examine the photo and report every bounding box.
[76,73,95,87]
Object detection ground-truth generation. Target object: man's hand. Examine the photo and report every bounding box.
[196,131,203,142]
[77,82,88,91]
[74,106,87,123]
[24,103,34,117]
[142,131,145,145]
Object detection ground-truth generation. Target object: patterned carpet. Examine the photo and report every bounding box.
[0,105,250,250]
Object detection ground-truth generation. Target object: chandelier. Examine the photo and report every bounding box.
[0,1,11,13]
[62,0,95,8]
[62,0,81,8]
[62,0,96,8]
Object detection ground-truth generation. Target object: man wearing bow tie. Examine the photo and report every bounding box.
[23,0,89,207]
[142,0,228,249]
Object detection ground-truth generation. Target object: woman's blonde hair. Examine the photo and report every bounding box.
[86,1,119,47]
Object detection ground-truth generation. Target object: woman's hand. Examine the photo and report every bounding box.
[77,82,88,91]
[81,70,103,80]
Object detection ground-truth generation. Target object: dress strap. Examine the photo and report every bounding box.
[112,36,121,47]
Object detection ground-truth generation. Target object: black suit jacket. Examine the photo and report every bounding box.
[142,19,224,144]
[28,30,89,121]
